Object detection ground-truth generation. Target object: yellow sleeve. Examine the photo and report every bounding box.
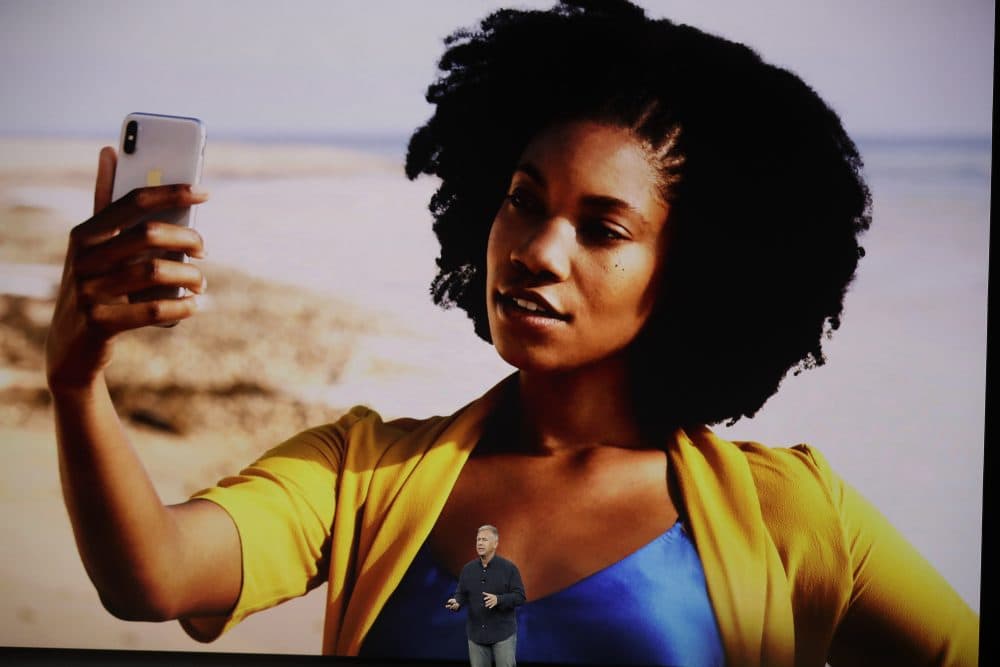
[809,450,980,666]
[179,408,366,642]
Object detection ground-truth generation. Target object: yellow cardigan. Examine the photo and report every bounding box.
[182,376,978,666]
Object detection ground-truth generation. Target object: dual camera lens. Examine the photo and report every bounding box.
[123,120,138,154]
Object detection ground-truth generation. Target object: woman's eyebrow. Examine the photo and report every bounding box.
[581,194,643,217]
[514,160,648,226]
[513,161,546,185]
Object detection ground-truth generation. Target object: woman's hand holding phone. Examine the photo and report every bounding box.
[44,139,242,623]
[45,146,209,392]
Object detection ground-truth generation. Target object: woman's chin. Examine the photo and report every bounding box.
[494,344,568,375]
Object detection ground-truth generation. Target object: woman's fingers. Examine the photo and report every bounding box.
[74,221,205,277]
[94,146,117,215]
[45,149,210,389]
[78,256,206,303]
[72,183,209,250]
[85,297,200,334]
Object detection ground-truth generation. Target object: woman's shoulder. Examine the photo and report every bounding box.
[301,378,513,460]
[675,428,857,624]
[294,405,454,455]
[735,439,839,490]
[729,439,841,510]
[710,434,857,599]
[726,438,854,558]
[675,427,853,546]
[682,428,845,529]
[682,426,840,494]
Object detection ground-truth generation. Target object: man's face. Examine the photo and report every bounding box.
[476,529,498,560]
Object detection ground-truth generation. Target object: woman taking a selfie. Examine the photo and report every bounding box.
[45,1,979,665]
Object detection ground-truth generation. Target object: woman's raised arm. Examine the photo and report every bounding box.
[46,147,242,622]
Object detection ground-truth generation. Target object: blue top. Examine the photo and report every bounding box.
[360,521,725,666]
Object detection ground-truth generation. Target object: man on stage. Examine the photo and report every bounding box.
[446,524,526,667]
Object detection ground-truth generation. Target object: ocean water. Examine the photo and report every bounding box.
[222,131,994,184]
[858,135,992,187]
[215,130,412,161]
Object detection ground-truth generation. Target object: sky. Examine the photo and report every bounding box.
[0,0,995,141]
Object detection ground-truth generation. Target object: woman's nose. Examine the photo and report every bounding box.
[510,217,572,281]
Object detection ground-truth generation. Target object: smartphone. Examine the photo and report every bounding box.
[111,112,206,315]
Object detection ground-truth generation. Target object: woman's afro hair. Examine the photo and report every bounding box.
[405,0,872,427]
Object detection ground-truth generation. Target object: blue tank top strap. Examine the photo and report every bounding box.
[360,521,725,666]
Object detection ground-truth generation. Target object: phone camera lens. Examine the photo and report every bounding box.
[123,120,138,154]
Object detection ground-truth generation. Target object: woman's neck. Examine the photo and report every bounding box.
[513,364,650,454]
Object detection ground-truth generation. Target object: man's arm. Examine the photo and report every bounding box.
[446,564,469,610]
[497,561,526,609]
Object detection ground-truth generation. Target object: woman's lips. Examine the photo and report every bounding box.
[497,290,568,320]
[495,291,570,328]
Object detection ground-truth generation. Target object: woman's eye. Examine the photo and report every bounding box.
[506,188,541,213]
[581,221,627,242]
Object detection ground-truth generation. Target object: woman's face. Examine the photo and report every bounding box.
[486,121,670,373]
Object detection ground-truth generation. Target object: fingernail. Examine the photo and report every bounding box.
[190,185,210,198]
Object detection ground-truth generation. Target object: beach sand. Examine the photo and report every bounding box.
[0,136,985,654]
